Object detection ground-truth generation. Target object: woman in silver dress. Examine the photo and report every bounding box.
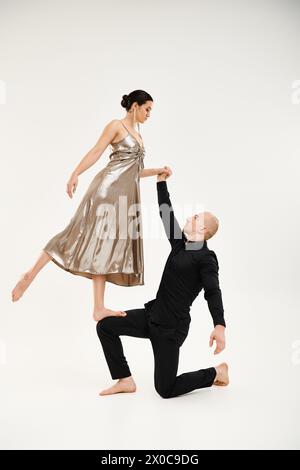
[11,89,171,321]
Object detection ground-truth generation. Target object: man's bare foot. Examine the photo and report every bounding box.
[11,272,34,302]
[99,376,137,396]
[93,307,127,322]
[213,362,229,386]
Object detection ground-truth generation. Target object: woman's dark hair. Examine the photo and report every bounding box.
[121,89,153,111]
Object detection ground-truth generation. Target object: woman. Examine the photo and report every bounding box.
[11,89,170,321]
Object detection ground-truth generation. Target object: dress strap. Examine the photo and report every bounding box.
[120,120,129,132]
[120,120,141,137]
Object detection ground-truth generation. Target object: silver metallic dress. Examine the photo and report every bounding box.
[43,121,145,286]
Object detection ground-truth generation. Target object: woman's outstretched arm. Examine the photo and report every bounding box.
[139,167,169,178]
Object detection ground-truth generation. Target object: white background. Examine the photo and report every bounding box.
[1,0,299,450]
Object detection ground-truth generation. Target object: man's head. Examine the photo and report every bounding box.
[183,211,219,241]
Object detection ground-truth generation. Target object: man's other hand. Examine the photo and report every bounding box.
[209,325,226,354]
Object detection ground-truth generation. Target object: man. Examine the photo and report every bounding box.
[96,167,229,398]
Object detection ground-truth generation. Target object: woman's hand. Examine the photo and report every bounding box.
[66,173,78,199]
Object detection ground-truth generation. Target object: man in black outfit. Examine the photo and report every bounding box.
[96,167,229,398]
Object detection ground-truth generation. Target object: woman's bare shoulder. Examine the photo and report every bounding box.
[105,119,121,130]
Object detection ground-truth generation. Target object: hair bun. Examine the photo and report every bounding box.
[121,94,130,108]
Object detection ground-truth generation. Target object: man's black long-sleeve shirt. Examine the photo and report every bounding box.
[144,181,226,330]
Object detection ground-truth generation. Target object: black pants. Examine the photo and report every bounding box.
[96,308,217,399]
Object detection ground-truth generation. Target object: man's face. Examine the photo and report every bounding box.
[183,213,205,240]
[183,211,218,241]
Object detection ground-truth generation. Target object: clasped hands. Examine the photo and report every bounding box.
[157,166,172,182]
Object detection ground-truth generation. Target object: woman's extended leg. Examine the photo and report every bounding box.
[92,274,127,322]
[11,249,52,302]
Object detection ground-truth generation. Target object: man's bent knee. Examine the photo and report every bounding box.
[96,317,113,336]
[155,385,173,399]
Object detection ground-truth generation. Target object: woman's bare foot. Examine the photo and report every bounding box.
[11,272,34,302]
[213,362,229,386]
[93,307,127,322]
[99,376,137,396]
